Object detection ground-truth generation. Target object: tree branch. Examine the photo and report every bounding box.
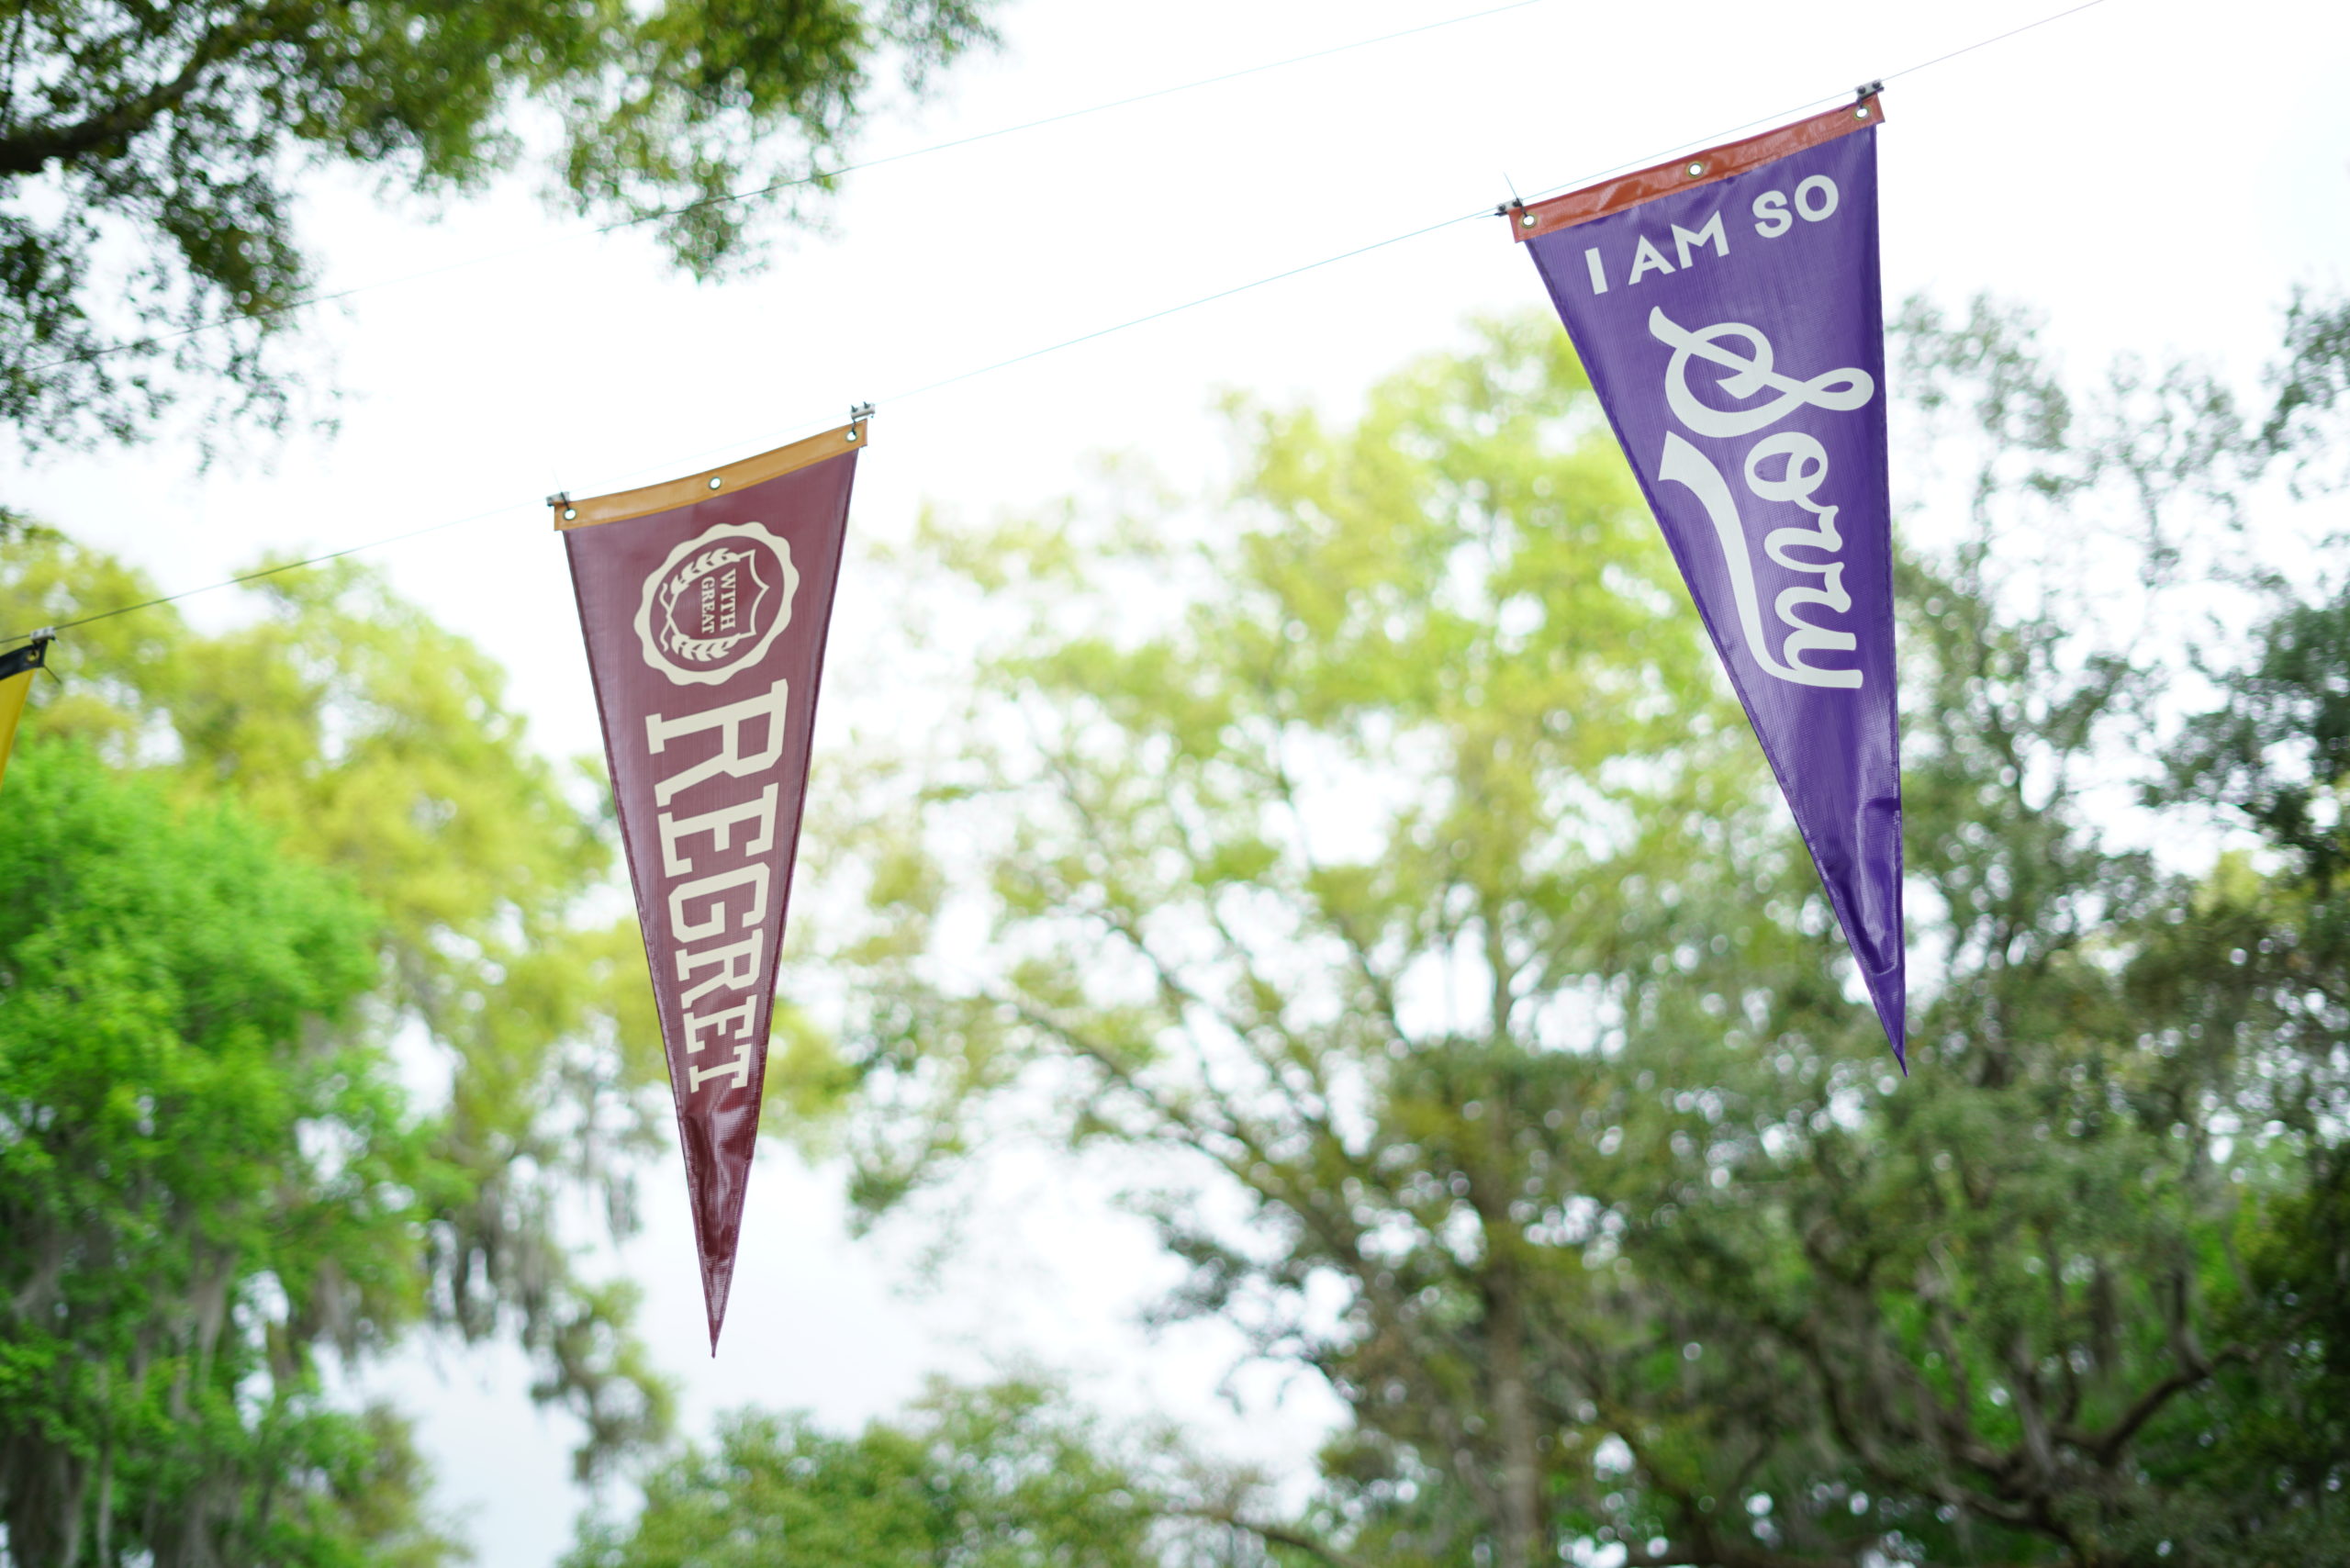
[1170,1506,1373,1568]
[1619,1543,1856,1568]
[0,14,270,179]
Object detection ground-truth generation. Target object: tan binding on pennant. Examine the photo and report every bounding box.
[1505,95,1884,244]
[553,420,868,531]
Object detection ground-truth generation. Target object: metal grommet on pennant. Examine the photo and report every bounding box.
[1684,161,1707,178]
[708,476,722,489]
[846,401,874,442]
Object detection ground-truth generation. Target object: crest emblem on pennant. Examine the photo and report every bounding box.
[634,521,800,686]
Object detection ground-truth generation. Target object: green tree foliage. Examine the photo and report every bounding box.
[0,530,677,1559]
[817,300,2350,1567]
[0,0,994,445]
[568,1380,1213,1568]
[0,744,463,1566]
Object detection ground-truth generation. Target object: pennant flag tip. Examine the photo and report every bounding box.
[700,1249,736,1354]
[1864,971,1906,1074]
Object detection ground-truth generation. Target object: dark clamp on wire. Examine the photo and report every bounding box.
[1854,80,1884,102]
[1,630,55,683]
[846,403,874,443]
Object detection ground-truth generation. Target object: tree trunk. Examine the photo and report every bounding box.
[1487,1254,1545,1568]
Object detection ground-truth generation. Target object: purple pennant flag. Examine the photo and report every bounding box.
[1510,95,1904,1065]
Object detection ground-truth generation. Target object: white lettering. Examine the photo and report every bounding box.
[688,1042,755,1093]
[1656,434,1857,689]
[1649,308,1874,439]
[1774,568,1858,668]
[1647,312,1876,689]
[1751,189,1792,238]
[684,1001,758,1093]
[658,784,780,876]
[1795,174,1838,222]
[1746,433,1859,676]
[1583,246,1608,295]
[1671,211,1728,270]
[676,931,765,1008]
[1747,434,1844,570]
[1628,234,1675,285]
[684,999,758,1055]
[645,678,790,807]
[669,863,770,944]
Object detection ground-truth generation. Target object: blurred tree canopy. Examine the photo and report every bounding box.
[567,1379,1245,1568]
[801,296,2350,1568]
[0,0,995,446]
[0,745,459,1566]
[0,532,677,1562]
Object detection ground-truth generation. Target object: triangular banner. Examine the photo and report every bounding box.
[1508,95,1905,1064]
[0,635,51,795]
[557,419,866,1346]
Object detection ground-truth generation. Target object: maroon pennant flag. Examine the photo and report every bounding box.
[556,416,866,1350]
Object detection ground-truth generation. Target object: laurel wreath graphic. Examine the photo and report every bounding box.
[657,545,757,664]
[634,521,798,688]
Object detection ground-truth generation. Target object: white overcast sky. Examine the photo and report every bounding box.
[9,0,2348,1561]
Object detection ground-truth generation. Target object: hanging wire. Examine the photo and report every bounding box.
[0,0,2113,649]
[2,503,537,644]
[565,0,2117,492]
[585,206,1496,496]
[620,0,1560,230]
[1518,0,2113,202]
[16,0,1557,380]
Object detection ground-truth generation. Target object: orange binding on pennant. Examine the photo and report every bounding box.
[552,418,870,530]
[1505,94,1885,244]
